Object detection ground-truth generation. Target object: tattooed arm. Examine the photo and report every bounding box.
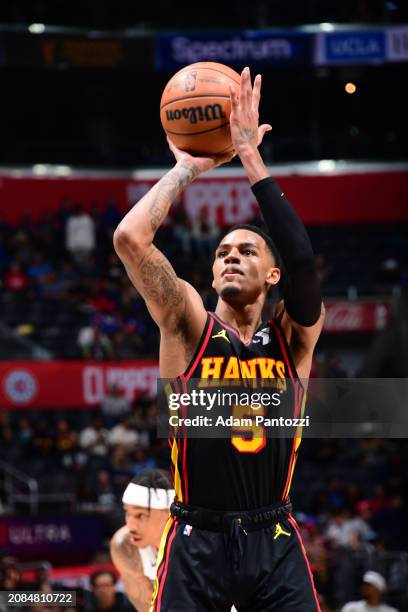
[113,145,234,336]
[110,527,153,612]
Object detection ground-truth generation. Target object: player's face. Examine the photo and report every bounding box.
[124,504,166,548]
[212,229,280,302]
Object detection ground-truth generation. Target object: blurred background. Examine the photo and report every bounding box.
[0,1,407,611]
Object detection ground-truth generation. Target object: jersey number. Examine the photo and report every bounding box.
[231,405,266,453]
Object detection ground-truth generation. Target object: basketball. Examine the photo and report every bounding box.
[160,61,241,155]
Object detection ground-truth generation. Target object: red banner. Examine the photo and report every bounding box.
[0,360,159,408]
[323,302,391,332]
[0,169,407,225]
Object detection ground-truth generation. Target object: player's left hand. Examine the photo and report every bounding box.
[167,136,236,175]
[229,67,272,155]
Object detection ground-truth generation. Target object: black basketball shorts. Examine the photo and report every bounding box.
[150,502,320,612]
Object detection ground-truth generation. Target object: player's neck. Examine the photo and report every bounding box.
[215,301,263,343]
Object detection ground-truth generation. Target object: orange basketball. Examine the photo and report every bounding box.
[160,62,241,155]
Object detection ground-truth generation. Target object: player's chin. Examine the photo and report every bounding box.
[220,284,242,299]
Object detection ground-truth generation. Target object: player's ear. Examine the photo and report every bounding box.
[266,267,280,287]
[212,278,216,289]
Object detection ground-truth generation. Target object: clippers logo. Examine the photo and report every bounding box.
[4,369,38,404]
[184,70,197,92]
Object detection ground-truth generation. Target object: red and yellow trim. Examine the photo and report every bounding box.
[150,517,177,611]
[288,515,321,611]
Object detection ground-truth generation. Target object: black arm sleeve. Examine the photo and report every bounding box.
[251,176,322,326]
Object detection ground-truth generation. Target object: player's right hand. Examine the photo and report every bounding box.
[229,67,272,155]
[167,136,236,174]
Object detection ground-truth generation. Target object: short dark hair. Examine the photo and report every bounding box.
[221,224,281,268]
[90,570,117,587]
[130,469,173,510]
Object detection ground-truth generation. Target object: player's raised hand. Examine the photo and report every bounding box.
[167,136,236,175]
[229,67,272,154]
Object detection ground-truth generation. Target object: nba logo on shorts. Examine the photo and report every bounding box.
[183,525,193,536]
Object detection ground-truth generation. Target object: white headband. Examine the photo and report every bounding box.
[122,483,174,510]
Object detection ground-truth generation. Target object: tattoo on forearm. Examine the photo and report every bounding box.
[149,162,200,232]
[240,127,256,141]
[137,245,184,307]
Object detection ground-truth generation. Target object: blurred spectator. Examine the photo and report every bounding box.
[172,201,192,256]
[106,254,123,281]
[9,230,32,265]
[27,252,52,281]
[110,444,132,493]
[341,571,398,611]
[315,253,332,285]
[101,384,131,427]
[0,422,19,462]
[57,260,79,292]
[3,261,29,291]
[326,509,374,550]
[111,330,141,360]
[108,416,139,452]
[86,280,116,314]
[65,205,96,265]
[40,271,67,300]
[192,208,220,259]
[78,324,113,360]
[131,410,150,449]
[93,470,116,513]
[80,254,99,280]
[55,418,78,468]
[56,197,74,227]
[131,448,157,475]
[16,416,33,446]
[317,592,333,612]
[29,418,55,459]
[324,353,348,378]
[0,555,35,591]
[85,570,131,611]
[79,416,109,458]
[102,198,122,239]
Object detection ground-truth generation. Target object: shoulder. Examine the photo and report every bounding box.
[340,602,363,612]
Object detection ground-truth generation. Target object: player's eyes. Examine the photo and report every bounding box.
[218,251,227,257]
[244,249,255,256]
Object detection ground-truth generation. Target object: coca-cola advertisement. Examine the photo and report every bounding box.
[323,302,390,332]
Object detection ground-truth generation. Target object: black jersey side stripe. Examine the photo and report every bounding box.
[270,318,304,501]
[269,319,295,382]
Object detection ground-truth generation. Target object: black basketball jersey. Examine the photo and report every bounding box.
[169,311,305,511]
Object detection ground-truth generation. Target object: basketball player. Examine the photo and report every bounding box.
[114,66,325,610]
[110,469,174,611]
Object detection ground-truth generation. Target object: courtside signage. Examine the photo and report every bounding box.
[386,26,408,62]
[155,31,312,70]
[315,30,385,65]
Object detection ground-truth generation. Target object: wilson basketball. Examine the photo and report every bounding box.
[160,62,241,155]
